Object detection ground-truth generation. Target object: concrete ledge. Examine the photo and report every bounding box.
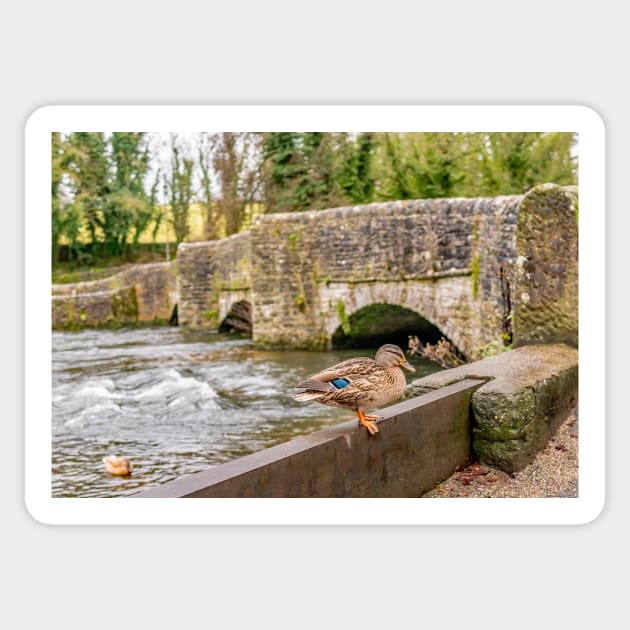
[411,344,578,473]
[133,379,485,498]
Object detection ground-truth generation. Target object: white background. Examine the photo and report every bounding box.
[25,105,604,526]
[4,1,628,628]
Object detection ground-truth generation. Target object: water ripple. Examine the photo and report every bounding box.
[52,327,441,497]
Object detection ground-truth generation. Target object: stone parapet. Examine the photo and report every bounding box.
[410,343,578,473]
[133,379,484,498]
[176,232,251,329]
[52,261,177,329]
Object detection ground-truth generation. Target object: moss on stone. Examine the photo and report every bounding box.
[336,300,351,335]
[202,309,219,326]
[471,252,480,299]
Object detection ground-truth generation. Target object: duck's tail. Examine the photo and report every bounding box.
[292,379,336,402]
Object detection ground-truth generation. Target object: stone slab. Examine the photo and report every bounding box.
[411,344,578,473]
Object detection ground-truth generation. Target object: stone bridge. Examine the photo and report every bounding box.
[52,183,578,361]
[177,182,578,359]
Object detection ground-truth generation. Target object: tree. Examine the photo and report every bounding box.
[213,132,260,235]
[261,132,360,212]
[108,132,153,253]
[373,132,576,200]
[339,132,375,204]
[197,133,221,240]
[375,132,468,200]
[261,132,302,212]
[477,132,576,195]
[51,133,82,262]
[66,132,111,253]
[164,135,195,245]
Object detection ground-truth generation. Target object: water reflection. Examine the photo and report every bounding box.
[52,327,441,497]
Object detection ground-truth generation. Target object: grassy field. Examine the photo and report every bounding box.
[53,202,264,282]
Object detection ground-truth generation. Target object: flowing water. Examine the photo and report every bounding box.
[52,327,442,497]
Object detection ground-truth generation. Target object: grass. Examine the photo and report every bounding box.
[53,202,265,281]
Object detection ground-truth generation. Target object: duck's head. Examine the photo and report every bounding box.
[103,455,133,476]
[374,344,415,372]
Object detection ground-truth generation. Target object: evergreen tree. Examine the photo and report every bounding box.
[352,132,375,203]
[477,132,575,195]
[262,132,303,212]
[374,132,576,200]
[333,132,375,205]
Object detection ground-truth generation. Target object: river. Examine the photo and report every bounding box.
[52,327,442,497]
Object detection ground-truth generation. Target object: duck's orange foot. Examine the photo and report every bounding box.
[357,410,381,435]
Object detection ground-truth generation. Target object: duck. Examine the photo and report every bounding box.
[103,455,133,476]
[292,344,415,435]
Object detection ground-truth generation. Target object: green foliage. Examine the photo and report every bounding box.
[377,132,467,199]
[202,309,219,322]
[476,132,577,196]
[374,132,576,200]
[52,130,577,273]
[52,132,156,263]
[336,132,375,204]
[110,133,153,249]
[336,300,351,335]
[288,228,303,251]
[66,132,111,250]
[471,252,481,299]
[165,138,194,245]
[262,132,377,212]
[198,135,220,240]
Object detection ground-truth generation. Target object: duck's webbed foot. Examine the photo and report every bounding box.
[356,410,380,435]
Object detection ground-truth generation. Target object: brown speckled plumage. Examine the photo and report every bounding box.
[292,344,415,416]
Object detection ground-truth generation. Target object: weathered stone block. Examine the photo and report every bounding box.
[177,233,251,329]
[52,262,177,329]
[410,344,578,473]
[52,286,138,328]
[513,184,578,348]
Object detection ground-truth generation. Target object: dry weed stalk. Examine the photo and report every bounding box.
[408,335,466,369]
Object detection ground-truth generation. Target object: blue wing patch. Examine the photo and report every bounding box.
[331,377,351,389]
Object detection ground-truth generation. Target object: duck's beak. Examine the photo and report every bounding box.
[401,359,415,372]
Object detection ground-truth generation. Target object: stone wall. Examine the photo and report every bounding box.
[132,343,578,497]
[52,184,578,357]
[513,184,579,348]
[176,232,251,329]
[52,285,138,328]
[410,343,578,473]
[249,195,523,357]
[52,262,177,329]
[133,379,484,498]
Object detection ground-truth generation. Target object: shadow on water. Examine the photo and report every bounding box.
[52,327,442,497]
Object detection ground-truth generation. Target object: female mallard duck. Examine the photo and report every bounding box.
[103,455,133,476]
[292,344,415,435]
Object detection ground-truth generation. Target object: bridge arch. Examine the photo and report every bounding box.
[318,277,475,358]
[331,302,449,351]
[218,297,252,335]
